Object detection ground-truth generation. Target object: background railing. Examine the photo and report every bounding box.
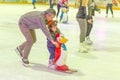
[0,0,120,9]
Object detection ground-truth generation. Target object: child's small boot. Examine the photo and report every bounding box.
[48,59,56,70]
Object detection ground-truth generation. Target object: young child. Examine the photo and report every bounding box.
[47,20,60,69]
[56,0,69,19]
[47,21,77,73]
[60,6,69,23]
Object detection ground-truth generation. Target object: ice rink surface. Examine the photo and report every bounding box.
[0,4,120,80]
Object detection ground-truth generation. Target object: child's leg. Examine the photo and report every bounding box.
[47,47,55,61]
[60,12,64,22]
[66,12,68,23]
[63,12,68,23]
[56,4,61,18]
[47,47,56,69]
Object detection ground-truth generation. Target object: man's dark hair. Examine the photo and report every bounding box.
[45,8,56,16]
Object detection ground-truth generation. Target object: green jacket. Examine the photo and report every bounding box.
[88,0,100,16]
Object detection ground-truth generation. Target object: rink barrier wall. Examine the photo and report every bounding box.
[0,2,120,10]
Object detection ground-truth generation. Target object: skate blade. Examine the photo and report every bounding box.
[56,69,77,74]
[64,70,74,74]
[22,63,30,67]
[78,49,88,53]
[57,70,74,74]
[69,68,78,72]
[15,49,23,59]
[80,50,88,53]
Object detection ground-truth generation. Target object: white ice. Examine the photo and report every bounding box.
[0,4,120,80]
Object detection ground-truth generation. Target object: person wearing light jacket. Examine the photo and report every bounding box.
[85,0,100,45]
[56,0,68,19]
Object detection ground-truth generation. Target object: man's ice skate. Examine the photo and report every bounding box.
[22,58,29,67]
[15,46,23,59]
